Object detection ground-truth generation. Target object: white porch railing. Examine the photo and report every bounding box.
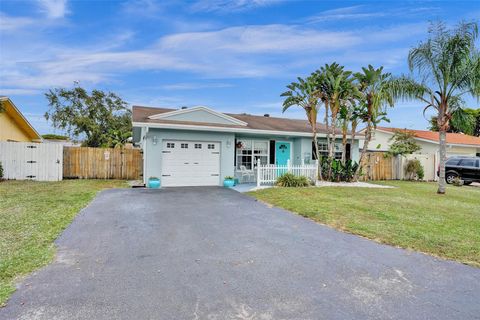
[256,159,318,187]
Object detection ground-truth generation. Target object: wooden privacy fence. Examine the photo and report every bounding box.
[256,159,318,186]
[360,151,438,181]
[0,141,63,181]
[63,147,143,179]
[360,151,396,181]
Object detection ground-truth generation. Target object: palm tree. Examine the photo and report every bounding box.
[353,65,395,180]
[281,75,323,179]
[390,21,480,194]
[339,100,361,164]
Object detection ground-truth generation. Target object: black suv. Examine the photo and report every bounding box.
[442,156,480,185]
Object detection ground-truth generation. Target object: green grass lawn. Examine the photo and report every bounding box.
[0,179,127,306]
[248,181,480,267]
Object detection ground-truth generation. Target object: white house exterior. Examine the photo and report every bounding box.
[359,127,480,157]
[132,106,361,187]
[358,127,480,181]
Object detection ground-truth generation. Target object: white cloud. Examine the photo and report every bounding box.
[0,13,34,31]
[37,0,69,19]
[306,5,441,24]
[0,88,42,95]
[306,5,386,23]
[0,22,428,93]
[159,25,361,54]
[190,0,283,13]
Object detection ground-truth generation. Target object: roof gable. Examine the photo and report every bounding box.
[0,97,42,141]
[148,106,247,126]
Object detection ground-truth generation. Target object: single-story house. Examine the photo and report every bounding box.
[0,96,42,142]
[132,105,360,187]
[359,126,480,157]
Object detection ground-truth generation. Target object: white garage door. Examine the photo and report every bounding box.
[161,140,220,187]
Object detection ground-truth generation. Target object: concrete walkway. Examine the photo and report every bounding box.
[1,187,479,319]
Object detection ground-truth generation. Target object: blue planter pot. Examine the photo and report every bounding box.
[223,179,235,188]
[148,178,161,189]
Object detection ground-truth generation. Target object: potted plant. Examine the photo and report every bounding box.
[148,176,160,188]
[223,176,235,188]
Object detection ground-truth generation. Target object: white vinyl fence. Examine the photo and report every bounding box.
[395,153,438,181]
[256,159,318,187]
[0,141,63,181]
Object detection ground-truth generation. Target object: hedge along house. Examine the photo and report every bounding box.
[132,106,360,187]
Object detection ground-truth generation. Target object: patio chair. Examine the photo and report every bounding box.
[238,165,255,183]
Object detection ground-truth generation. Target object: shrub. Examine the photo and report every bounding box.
[276,173,312,187]
[0,161,3,180]
[320,158,359,182]
[416,164,425,180]
[405,159,424,180]
[452,176,463,187]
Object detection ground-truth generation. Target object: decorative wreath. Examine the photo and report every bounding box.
[236,141,244,149]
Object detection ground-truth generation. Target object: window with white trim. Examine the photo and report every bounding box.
[194,143,202,149]
[236,139,269,170]
[166,143,175,148]
[208,144,215,149]
[317,142,342,159]
[181,143,188,149]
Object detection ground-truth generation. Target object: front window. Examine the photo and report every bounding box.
[236,139,269,169]
[317,142,342,160]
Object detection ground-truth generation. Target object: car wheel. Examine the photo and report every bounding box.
[445,172,458,184]
[463,181,472,186]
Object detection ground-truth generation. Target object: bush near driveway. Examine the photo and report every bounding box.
[0,180,127,306]
[249,181,480,267]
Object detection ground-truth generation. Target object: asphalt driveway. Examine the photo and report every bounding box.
[1,187,479,320]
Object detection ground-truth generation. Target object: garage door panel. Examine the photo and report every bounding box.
[161,140,221,187]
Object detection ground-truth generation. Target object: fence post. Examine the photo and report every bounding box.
[287,159,291,173]
[256,158,261,187]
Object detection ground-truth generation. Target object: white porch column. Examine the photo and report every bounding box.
[256,158,261,187]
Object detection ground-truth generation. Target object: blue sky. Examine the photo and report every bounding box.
[1,0,479,135]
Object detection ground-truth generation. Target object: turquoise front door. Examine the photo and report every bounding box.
[275,142,291,165]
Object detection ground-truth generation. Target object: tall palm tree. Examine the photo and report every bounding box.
[281,75,323,179]
[317,64,354,161]
[390,21,480,194]
[353,65,395,180]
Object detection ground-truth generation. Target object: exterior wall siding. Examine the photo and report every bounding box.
[364,130,478,157]
[141,128,363,186]
[0,112,32,142]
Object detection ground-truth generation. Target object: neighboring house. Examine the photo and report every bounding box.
[0,97,42,142]
[132,106,360,187]
[359,126,480,157]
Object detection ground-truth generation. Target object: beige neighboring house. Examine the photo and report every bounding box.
[359,127,480,157]
[0,96,42,142]
[358,127,480,181]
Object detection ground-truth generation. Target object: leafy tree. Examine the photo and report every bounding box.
[281,75,322,179]
[45,85,132,148]
[389,21,480,194]
[387,130,421,156]
[429,108,480,136]
[353,65,395,180]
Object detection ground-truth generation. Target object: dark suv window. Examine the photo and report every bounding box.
[446,158,460,165]
[459,159,476,167]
